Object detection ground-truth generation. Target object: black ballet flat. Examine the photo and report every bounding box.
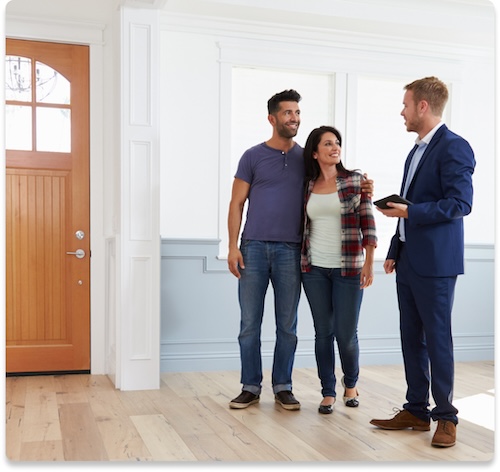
[341,376,359,408]
[318,397,335,414]
[344,397,359,408]
[318,404,334,414]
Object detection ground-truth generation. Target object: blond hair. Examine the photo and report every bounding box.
[405,76,448,117]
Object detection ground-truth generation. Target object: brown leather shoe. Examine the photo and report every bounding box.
[370,409,430,431]
[431,420,456,447]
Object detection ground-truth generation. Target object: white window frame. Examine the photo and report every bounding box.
[217,39,462,259]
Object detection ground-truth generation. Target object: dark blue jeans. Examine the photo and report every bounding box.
[302,266,363,398]
[238,240,301,395]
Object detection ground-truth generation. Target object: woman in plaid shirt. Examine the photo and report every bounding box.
[301,125,377,414]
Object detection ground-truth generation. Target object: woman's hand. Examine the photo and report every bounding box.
[360,263,374,289]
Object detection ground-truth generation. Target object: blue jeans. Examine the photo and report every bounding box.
[302,266,363,398]
[238,240,301,395]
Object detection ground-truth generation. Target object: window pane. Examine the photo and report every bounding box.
[353,76,421,256]
[5,105,32,150]
[5,56,32,102]
[36,61,70,104]
[36,108,71,152]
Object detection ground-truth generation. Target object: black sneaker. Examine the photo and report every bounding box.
[229,391,260,409]
[274,391,301,410]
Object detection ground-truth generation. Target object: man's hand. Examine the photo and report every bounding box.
[376,201,409,219]
[361,173,374,198]
[228,247,244,279]
[384,259,396,274]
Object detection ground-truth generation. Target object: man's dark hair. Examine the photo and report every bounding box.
[267,89,301,115]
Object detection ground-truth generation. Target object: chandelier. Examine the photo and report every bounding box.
[5,55,59,102]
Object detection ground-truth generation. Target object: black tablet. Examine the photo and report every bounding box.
[373,194,412,209]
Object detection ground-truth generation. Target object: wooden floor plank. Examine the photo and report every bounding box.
[54,374,89,405]
[85,387,153,461]
[116,389,165,416]
[129,414,197,461]
[19,440,65,461]
[22,376,61,443]
[5,376,27,461]
[58,403,108,461]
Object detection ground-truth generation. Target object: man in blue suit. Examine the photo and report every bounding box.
[370,77,475,448]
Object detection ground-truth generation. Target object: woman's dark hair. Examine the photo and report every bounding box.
[304,126,356,182]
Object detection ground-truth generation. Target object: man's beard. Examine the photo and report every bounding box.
[277,122,299,138]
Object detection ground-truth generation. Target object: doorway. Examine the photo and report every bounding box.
[5,39,90,373]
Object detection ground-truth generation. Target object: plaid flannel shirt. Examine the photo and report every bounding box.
[301,171,377,276]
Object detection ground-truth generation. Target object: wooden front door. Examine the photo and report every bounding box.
[5,39,90,373]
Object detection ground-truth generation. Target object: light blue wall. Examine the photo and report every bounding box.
[160,239,494,372]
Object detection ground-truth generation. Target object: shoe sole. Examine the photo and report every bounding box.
[229,398,259,409]
[275,399,300,410]
[431,441,456,447]
[369,420,430,431]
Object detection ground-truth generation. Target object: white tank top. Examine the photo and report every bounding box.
[306,192,342,268]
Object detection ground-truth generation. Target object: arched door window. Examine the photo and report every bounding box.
[5,55,71,152]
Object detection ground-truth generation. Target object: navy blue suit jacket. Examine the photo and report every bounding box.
[387,124,475,277]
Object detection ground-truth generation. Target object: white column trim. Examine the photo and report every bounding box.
[117,5,160,390]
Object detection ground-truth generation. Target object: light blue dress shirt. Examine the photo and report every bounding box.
[398,122,444,242]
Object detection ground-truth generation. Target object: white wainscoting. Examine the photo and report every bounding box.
[160,239,494,373]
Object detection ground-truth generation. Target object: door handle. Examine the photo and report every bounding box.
[66,249,86,259]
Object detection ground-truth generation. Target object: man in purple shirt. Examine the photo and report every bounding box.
[227,89,304,410]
